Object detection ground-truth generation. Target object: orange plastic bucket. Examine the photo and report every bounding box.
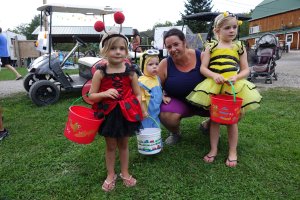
[64,105,103,144]
[210,94,243,124]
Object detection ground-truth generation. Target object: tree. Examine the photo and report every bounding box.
[11,15,40,40]
[239,18,250,38]
[153,21,174,29]
[178,0,213,33]
[238,12,252,38]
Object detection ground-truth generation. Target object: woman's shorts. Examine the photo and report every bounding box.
[160,97,209,118]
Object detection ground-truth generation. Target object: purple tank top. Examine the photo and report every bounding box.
[164,49,205,100]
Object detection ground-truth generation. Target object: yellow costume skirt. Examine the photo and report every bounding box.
[186,78,262,112]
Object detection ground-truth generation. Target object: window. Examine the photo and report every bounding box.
[249,26,260,34]
[286,34,293,43]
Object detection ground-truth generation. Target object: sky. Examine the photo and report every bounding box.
[0,0,263,32]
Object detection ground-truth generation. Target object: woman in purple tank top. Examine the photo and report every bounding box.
[158,28,210,145]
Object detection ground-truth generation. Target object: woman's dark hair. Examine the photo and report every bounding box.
[163,28,185,44]
[133,28,140,36]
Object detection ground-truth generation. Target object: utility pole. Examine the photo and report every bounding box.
[43,0,48,31]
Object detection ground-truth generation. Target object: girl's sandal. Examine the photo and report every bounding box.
[119,173,137,187]
[225,158,238,168]
[102,174,117,192]
[203,154,217,163]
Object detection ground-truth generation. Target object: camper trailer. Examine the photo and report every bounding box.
[2,31,26,65]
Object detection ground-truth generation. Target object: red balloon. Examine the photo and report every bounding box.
[94,21,105,32]
[114,12,125,24]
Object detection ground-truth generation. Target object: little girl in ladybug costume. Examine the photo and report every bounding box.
[89,12,145,192]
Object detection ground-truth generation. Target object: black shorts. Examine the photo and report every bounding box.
[0,57,12,65]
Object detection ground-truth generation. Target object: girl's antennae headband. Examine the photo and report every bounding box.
[94,11,126,45]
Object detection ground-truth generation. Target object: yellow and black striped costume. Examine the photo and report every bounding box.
[186,40,262,112]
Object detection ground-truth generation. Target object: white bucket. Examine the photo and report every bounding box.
[137,128,162,155]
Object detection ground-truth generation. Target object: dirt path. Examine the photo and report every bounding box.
[0,50,299,98]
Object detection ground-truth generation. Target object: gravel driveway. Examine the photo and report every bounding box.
[0,50,299,98]
[251,50,300,90]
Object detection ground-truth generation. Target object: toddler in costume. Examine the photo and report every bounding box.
[89,30,144,191]
[138,49,170,128]
[186,12,262,167]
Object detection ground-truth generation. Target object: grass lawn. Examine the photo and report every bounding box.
[0,67,78,81]
[0,88,299,199]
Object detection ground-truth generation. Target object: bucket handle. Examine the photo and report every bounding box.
[147,115,160,128]
[219,80,237,102]
[70,96,84,106]
[137,116,160,135]
[228,81,237,102]
[70,93,90,106]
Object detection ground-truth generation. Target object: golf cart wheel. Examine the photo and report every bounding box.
[23,73,38,92]
[23,73,52,92]
[29,80,60,106]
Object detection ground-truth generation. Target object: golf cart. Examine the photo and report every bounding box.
[24,3,120,106]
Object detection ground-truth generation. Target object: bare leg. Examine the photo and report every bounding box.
[160,112,183,144]
[117,137,130,177]
[5,64,22,79]
[159,112,181,134]
[203,121,220,163]
[104,137,117,181]
[226,123,238,167]
[118,137,136,186]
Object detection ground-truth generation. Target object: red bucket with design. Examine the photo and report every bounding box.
[64,106,103,144]
[210,94,243,125]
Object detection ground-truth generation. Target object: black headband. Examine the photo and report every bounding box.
[101,34,128,47]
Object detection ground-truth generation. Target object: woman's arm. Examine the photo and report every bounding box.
[158,58,167,87]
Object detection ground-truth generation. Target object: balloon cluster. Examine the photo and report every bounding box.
[94,11,125,32]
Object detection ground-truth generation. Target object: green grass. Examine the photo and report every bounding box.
[0,89,299,199]
[0,67,79,81]
[0,67,28,80]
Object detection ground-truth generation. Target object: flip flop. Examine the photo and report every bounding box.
[119,173,137,187]
[203,154,217,163]
[102,174,117,192]
[225,158,238,167]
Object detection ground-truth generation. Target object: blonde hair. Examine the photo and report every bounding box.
[213,12,238,40]
[100,31,129,58]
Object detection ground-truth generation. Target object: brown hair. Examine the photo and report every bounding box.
[163,28,186,45]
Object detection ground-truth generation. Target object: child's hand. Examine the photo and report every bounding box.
[163,96,171,104]
[143,111,149,118]
[213,74,226,84]
[227,75,238,85]
[103,88,119,99]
